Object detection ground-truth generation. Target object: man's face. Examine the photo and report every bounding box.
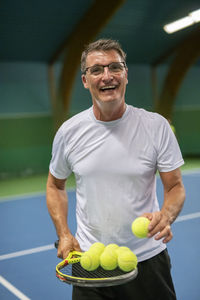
[82,50,128,106]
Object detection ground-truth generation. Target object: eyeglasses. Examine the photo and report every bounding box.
[83,62,126,76]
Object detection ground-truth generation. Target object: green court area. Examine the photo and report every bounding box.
[0,158,199,199]
[0,172,76,199]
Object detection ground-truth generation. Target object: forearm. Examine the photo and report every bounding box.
[161,182,185,224]
[46,188,70,239]
[46,176,70,239]
[46,173,81,258]
[147,168,185,243]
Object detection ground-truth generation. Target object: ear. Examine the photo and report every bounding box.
[82,74,89,89]
[125,68,128,84]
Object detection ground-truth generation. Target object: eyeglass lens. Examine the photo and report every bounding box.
[88,62,125,75]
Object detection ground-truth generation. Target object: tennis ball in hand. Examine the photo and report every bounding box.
[80,251,99,271]
[89,242,105,255]
[131,217,150,238]
[100,249,118,271]
[118,250,138,272]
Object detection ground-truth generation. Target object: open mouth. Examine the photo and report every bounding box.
[100,85,117,92]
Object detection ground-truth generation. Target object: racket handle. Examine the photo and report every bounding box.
[55,240,59,249]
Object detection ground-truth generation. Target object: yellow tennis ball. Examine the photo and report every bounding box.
[131,217,150,238]
[100,249,118,271]
[89,242,105,255]
[80,251,99,271]
[105,244,119,252]
[170,124,176,134]
[116,246,131,255]
[118,251,138,272]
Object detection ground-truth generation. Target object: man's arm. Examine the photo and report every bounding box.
[144,168,185,243]
[46,172,81,259]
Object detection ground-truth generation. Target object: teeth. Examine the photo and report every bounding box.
[101,86,116,90]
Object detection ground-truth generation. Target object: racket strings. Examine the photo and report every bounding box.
[56,251,138,286]
[61,262,127,279]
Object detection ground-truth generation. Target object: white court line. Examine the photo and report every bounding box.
[182,168,200,175]
[175,212,200,223]
[0,212,199,262]
[0,188,75,203]
[0,169,199,203]
[0,244,54,261]
[0,275,31,300]
[1,211,200,262]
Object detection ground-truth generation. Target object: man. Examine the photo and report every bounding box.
[46,39,185,300]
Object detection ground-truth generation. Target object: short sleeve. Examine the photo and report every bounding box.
[156,116,184,172]
[49,127,72,179]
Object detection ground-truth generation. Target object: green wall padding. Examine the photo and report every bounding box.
[172,109,200,156]
[0,115,54,178]
[0,108,199,178]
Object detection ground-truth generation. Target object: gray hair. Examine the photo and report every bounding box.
[81,38,127,73]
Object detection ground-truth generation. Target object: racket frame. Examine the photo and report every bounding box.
[56,251,138,287]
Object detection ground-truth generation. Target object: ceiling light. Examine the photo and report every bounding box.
[189,8,200,22]
[164,16,194,34]
[164,8,200,34]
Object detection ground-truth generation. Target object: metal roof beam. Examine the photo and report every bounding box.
[155,28,200,119]
[49,0,125,129]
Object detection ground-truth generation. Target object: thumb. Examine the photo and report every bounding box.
[73,239,82,252]
[142,213,153,221]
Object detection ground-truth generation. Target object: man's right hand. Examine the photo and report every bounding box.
[57,234,81,259]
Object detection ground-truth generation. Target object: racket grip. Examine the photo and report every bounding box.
[55,240,59,249]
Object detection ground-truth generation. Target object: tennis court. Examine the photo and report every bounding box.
[0,167,200,300]
[1,2,200,299]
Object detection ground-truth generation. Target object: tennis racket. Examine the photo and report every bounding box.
[55,241,138,287]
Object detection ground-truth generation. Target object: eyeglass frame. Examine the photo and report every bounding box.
[82,61,127,75]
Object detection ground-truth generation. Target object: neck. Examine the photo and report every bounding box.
[93,100,126,122]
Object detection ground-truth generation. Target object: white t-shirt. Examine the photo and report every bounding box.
[50,105,184,262]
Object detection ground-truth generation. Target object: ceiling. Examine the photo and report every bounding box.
[1,0,200,65]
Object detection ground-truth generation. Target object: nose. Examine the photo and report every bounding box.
[101,66,113,81]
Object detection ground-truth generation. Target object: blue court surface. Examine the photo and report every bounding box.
[0,171,200,300]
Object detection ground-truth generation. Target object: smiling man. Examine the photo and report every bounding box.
[81,48,128,121]
[46,39,185,300]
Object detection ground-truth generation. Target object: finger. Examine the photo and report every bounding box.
[142,213,153,221]
[73,239,82,252]
[162,232,173,243]
[57,250,63,259]
[162,226,173,243]
[148,213,162,232]
[148,223,164,237]
[154,225,173,242]
[57,244,71,259]
[74,246,82,252]
[148,222,162,237]
[63,250,71,259]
